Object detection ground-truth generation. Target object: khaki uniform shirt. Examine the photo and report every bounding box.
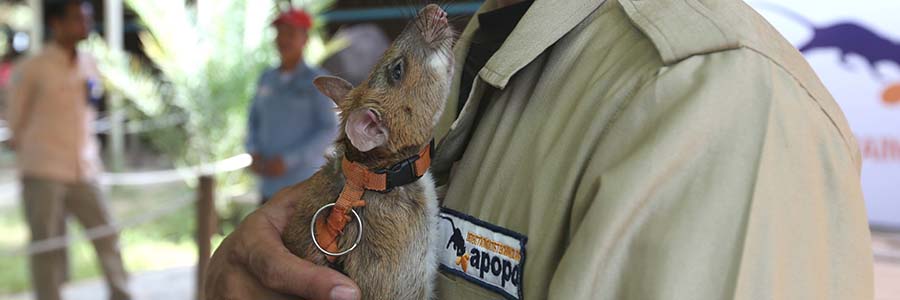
[6,43,103,183]
[432,0,873,299]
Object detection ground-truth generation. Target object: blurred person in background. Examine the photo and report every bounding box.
[5,1,131,300]
[246,9,337,204]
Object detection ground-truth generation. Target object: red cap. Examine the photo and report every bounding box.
[273,9,313,29]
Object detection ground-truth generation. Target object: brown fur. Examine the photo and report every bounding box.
[280,146,438,299]
[278,4,455,299]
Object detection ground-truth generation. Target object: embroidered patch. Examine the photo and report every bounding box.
[437,208,527,300]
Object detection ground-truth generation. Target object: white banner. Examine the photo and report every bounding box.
[748,1,900,227]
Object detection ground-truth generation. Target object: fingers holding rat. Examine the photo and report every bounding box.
[245,242,360,300]
[205,251,295,300]
[205,193,360,300]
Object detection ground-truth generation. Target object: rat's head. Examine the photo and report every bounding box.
[314,4,455,164]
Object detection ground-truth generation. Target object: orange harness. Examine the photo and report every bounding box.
[313,143,432,263]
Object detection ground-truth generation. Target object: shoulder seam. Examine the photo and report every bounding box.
[650,47,858,163]
[741,46,859,162]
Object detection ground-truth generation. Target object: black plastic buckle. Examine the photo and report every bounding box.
[375,154,420,192]
[373,140,433,193]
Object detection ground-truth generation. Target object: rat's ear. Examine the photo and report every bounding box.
[313,76,354,106]
[346,108,388,152]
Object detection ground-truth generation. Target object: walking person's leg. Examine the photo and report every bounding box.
[22,177,69,300]
[66,181,131,300]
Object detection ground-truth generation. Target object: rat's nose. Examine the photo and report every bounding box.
[421,4,448,23]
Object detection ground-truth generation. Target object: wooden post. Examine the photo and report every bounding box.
[196,174,217,300]
[104,0,126,171]
[27,0,42,52]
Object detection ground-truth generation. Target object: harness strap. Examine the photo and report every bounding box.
[314,143,432,263]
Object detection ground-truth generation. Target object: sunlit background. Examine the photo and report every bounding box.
[0,0,897,299]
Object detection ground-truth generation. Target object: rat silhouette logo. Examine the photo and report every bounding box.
[437,208,527,300]
[797,22,900,77]
[440,216,469,272]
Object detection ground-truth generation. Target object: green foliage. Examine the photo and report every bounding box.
[1,3,33,58]
[0,210,29,295]
[0,3,32,30]
[0,33,6,58]
[85,0,342,203]
[125,0,259,167]
[90,0,339,168]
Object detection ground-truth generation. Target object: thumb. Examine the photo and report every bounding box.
[246,246,360,300]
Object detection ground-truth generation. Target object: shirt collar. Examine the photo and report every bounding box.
[464,0,607,89]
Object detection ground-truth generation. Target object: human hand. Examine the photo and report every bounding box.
[204,190,360,300]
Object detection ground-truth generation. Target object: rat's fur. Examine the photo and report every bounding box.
[279,5,455,299]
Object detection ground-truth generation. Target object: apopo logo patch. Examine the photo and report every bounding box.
[437,208,527,300]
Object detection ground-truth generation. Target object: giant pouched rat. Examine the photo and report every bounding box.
[278,4,455,300]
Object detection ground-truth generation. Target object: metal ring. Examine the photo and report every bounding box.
[310,203,363,257]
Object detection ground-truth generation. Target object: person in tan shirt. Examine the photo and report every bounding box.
[6,1,130,299]
[202,0,872,299]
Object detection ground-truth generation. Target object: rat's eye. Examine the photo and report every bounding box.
[390,59,404,82]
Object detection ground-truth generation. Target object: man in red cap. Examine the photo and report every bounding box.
[245,9,337,204]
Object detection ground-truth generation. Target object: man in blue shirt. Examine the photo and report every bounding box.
[246,9,337,203]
